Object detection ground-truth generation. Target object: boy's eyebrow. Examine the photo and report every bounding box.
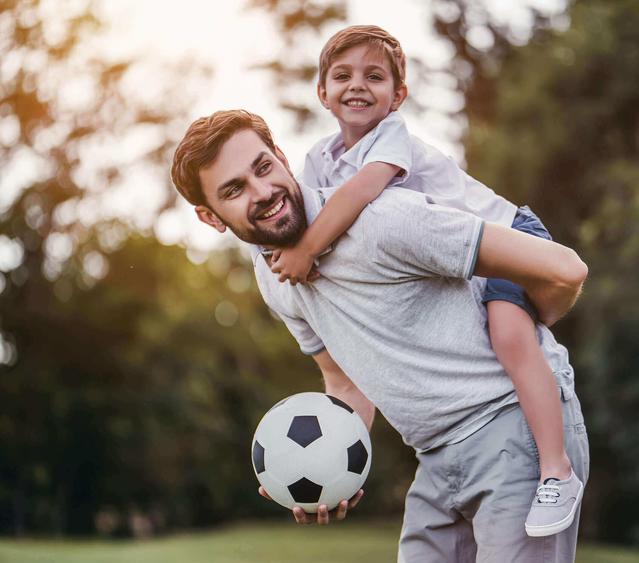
[217,151,268,195]
[330,63,387,72]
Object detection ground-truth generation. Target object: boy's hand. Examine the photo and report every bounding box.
[258,486,364,525]
[270,246,320,285]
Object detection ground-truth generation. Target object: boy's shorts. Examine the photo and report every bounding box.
[482,205,552,322]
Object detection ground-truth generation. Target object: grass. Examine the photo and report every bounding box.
[0,521,637,563]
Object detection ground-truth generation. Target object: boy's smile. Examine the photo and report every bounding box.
[319,43,407,150]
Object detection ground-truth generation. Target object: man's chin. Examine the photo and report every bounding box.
[232,218,305,247]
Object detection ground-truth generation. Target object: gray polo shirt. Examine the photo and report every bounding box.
[250,185,576,451]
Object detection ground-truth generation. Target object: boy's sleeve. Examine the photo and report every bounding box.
[365,189,484,280]
[361,112,413,175]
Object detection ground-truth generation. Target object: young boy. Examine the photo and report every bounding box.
[269,25,583,537]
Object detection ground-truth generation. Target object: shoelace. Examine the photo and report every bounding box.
[536,483,560,504]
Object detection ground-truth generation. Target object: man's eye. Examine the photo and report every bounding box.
[257,161,272,175]
[226,185,241,197]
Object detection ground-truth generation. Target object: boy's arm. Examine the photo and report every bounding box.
[271,162,401,284]
[474,222,588,326]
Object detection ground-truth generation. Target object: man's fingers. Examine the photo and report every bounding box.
[293,506,309,525]
[348,489,364,509]
[334,500,348,521]
[258,486,272,501]
[317,505,329,525]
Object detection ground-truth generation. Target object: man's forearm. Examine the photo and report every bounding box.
[474,222,588,326]
[324,379,376,431]
[313,349,376,430]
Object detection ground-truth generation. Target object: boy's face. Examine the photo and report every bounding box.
[195,129,307,247]
[319,43,407,144]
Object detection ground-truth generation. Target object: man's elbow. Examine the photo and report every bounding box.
[555,248,588,293]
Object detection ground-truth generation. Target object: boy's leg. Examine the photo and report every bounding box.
[487,300,571,481]
[456,398,589,562]
[398,448,477,563]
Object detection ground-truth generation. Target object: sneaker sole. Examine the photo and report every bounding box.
[525,481,584,537]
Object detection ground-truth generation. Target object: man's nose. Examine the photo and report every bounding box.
[249,177,273,201]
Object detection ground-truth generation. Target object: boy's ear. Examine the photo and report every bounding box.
[317,83,330,109]
[195,205,226,233]
[391,84,408,111]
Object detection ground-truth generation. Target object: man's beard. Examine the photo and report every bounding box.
[229,188,307,247]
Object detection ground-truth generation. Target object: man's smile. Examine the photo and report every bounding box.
[254,195,288,222]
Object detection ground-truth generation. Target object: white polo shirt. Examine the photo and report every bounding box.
[302,111,517,227]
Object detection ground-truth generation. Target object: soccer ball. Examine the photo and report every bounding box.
[251,392,372,513]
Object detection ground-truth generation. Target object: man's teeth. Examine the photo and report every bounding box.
[261,199,284,219]
[346,100,370,107]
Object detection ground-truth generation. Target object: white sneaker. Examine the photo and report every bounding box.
[525,469,584,537]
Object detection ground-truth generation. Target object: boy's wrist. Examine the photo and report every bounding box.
[299,235,322,259]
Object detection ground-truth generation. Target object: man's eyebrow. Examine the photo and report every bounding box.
[217,151,268,195]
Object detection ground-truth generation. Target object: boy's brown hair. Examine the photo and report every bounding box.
[318,25,406,89]
[171,109,276,206]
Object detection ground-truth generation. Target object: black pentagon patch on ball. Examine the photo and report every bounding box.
[327,395,354,413]
[287,415,322,447]
[347,440,368,474]
[288,477,323,503]
[252,441,265,474]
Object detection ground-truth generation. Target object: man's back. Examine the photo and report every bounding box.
[252,185,575,451]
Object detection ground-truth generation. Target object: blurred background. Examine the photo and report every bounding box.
[1,0,638,558]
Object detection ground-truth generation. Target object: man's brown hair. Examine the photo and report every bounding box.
[318,25,406,89]
[171,109,276,206]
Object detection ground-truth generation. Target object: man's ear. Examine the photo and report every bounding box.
[391,83,408,111]
[317,82,330,109]
[195,205,226,233]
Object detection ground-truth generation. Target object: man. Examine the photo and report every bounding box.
[171,110,589,562]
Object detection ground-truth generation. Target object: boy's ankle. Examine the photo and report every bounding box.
[540,455,572,481]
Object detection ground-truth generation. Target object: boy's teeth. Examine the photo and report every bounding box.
[346,100,369,107]
[261,199,284,218]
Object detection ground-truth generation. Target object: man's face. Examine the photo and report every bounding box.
[197,129,306,247]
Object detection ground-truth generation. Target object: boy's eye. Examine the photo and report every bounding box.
[334,73,350,80]
[368,74,383,81]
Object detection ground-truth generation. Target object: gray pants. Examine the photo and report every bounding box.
[398,393,590,563]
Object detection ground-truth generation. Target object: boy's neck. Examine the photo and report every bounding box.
[340,122,379,151]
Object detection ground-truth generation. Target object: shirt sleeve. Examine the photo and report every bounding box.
[361,112,413,175]
[270,307,326,356]
[364,188,484,280]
